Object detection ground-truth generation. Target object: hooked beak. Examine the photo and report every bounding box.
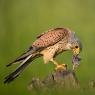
[72,47,80,55]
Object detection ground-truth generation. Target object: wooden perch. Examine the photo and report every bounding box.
[28,69,80,92]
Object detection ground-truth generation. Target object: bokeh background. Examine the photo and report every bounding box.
[0,0,95,95]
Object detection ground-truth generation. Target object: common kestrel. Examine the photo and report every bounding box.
[4,28,82,83]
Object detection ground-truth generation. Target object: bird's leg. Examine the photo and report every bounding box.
[50,59,67,71]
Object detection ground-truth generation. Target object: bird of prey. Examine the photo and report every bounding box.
[4,27,82,84]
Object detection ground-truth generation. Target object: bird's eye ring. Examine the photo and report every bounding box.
[75,46,78,48]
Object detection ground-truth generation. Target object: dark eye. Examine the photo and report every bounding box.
[75,46,78,48]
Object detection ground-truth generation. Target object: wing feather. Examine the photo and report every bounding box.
[32,28,70,49]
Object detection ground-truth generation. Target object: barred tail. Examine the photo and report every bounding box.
[4,53,40,84]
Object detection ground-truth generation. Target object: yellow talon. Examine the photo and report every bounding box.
[55,64,67,71]
[50,59,67,71]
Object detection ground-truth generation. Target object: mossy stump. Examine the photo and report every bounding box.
[28,69,80,93]
[28,70,79,91]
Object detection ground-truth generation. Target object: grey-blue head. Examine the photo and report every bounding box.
[69,32,82,55]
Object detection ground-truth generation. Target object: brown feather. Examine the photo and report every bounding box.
[32,28,70,48]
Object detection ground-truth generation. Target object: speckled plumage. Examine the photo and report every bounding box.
[32,28,70,48]
[32,28,71,63]
[4,27,82,84]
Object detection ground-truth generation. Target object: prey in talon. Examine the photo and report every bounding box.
[4,27,82,84]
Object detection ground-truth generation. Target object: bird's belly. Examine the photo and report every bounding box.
[40,41,68,63]
[40,46,58,64]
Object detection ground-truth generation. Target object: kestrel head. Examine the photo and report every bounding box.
[68,32,82,55]
[71,40,82,55]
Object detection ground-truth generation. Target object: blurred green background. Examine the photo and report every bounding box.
[0,0,95,95]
